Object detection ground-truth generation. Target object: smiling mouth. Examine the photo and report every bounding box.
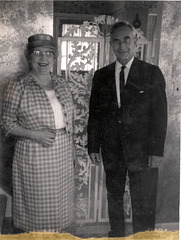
[38,63,48,67]
[119,51,127,54]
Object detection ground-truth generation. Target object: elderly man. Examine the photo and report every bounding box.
[88,21,167,237]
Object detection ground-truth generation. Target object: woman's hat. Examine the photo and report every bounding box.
[28,34,55,52]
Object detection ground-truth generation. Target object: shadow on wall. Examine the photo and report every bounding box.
[0,82,15,196]
[0,132,14,196]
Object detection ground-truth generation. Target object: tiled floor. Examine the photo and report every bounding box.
[2,217,133,238]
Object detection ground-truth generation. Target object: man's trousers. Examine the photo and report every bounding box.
[102,148,158,237]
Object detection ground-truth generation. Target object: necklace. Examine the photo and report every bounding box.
[31,72,52,86]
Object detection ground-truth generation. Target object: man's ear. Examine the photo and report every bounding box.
[134,36,138,45]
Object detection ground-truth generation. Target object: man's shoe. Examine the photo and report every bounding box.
[108,231,125,237]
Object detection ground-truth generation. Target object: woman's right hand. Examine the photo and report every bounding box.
[31,129,56,147]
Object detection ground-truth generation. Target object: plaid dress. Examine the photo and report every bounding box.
[2,73,75,232]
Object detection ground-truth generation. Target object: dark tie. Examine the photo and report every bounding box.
[120,66,126,104]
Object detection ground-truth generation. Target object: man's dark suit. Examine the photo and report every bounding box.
[88,57,167,235]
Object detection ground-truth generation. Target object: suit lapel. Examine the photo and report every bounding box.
[126,58,140,87]
[107,62,118,107]
[106,62,116,88]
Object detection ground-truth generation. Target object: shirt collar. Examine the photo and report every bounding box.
[116,56,134,70]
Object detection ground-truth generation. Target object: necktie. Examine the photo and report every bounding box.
[120,66,126,104]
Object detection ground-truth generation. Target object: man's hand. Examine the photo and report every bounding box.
[89,153,101,165]
[149,155,163,168]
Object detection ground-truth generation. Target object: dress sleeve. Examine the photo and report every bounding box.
[1,79,23,137]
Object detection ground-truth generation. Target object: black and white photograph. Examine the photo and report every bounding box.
[0,1,180,239]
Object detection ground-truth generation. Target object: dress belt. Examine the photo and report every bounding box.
[55,127,66,132]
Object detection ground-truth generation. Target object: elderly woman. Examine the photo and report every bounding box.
[2,34,75,233]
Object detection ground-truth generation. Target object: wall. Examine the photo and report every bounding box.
[124,7,148,36]
[156,1,180,225]
[0,0,53,217]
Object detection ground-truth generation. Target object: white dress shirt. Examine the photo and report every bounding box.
[115,57,134,107]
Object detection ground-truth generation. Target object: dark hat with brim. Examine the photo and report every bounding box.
[28,34,55,52]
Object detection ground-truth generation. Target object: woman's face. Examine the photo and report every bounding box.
[30,46,55,75]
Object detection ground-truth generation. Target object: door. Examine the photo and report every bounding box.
[57,21,132,224]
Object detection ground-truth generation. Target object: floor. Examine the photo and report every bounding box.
[2,217,133,238]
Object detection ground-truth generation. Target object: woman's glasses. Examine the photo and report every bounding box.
[32,50,54,58]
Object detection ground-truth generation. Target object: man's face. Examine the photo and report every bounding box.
[110,26,136,65]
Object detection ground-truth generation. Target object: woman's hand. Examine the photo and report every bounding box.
[31,129,56,147]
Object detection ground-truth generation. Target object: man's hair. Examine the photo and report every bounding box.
[110,21,135,36]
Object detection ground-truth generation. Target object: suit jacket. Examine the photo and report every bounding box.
[88,57,167,170]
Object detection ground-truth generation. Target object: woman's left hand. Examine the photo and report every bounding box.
[30,129,56,147]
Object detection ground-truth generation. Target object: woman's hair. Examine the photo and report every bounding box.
[24,44,31,61]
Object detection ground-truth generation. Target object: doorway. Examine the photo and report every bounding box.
[55,19,132,225]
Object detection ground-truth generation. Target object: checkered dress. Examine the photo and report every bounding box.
[2,73,75,232]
